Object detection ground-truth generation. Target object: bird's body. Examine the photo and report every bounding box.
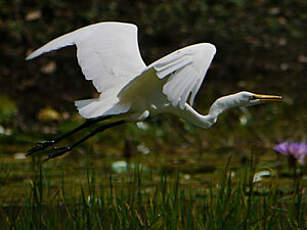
[26,21,282,160]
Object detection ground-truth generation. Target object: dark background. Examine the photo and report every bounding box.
[0,0,306,126]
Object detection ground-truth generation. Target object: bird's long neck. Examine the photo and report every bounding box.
[172,94,241,129]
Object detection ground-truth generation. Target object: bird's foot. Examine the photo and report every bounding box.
[27,140,56,156]
[43,146,72,162]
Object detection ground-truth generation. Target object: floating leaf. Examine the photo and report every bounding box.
[253,170,271,183]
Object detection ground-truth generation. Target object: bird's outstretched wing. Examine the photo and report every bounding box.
[120,43,216,109]
[154,43,216,109]
[26,22,146,93]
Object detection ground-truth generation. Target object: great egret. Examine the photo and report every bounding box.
[26,21,282,161]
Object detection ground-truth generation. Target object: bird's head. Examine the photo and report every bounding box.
[208,91,282,121]
[234,91,282,107]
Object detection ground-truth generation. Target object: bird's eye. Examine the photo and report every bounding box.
[250,95,256,100]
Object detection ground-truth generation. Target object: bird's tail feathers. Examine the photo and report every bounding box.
[75,97,130,119]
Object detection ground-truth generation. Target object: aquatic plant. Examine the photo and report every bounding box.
[274,141,307,165]
[1,166,305,230]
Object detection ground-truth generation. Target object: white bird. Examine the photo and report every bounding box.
[26,21,282,161]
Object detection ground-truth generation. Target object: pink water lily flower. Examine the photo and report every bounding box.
[274,141,307,164]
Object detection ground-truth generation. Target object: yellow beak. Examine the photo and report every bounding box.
[253,94,282,102]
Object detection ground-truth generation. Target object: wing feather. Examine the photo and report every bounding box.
[154,54,193,79]
[152,43,216,108]
[26,22,146,93]
[118,43,216,109]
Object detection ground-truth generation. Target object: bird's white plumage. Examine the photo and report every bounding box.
[26,22,146,93]
[26,20,282,139]
[153,43,216,108]
[26,21,216,119]
[119,43,216,109]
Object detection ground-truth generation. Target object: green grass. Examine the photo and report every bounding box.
[1,161,305,230]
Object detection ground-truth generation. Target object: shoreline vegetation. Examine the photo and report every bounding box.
[1,161,305,230]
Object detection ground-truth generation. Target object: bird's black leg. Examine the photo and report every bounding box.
[43,120,125,162]
[27,115,113,156]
